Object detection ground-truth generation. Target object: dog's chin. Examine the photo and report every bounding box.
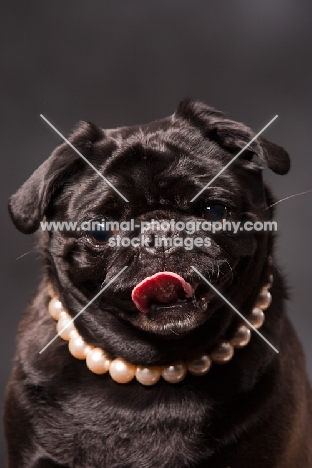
[105,289,214,338]
[134,299,211,337]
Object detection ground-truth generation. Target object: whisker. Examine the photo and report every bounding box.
[16,250,36,261]
[224,261,234,282]
[264,189,312,211]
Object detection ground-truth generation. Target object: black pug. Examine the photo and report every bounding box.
[5,99,312,468]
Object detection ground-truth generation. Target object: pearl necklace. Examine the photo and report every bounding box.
[48,277,272,386]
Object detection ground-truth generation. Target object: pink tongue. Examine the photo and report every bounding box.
[131,271,194,313]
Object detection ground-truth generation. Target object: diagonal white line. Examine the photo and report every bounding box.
[40,114,129,202]
[39,266,128,354]
[191,266,279,354]
[190,115,278,202]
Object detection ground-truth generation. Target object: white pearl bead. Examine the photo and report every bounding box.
[186,354,211,376]
[247,307,265,329]
[210,341,234,364]
[59,310,68,320]
[68,335,92,360]
[109,358,136,384]
[230,324,251,348]
[162,361,187,383]
[48,298,64,320]
[86,348,111,374]
[135,366,162,386]
[57,315,76,341]
[255,289,272,310]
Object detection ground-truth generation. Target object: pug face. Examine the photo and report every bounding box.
[9,99,290,365]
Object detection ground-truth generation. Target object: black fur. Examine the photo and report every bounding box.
[5,99,312,467]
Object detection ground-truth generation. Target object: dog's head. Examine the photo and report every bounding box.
[9,99,290,364]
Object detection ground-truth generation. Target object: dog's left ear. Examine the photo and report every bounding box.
[9,121,105,234]
[175,99,291,175]
[256,136,291,175]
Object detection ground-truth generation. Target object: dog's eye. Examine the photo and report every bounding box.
[203,204,228,222]
[88,223,113,245]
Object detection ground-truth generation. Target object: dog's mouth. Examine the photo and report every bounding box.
[132,272,197,313]
[129,272,213,337]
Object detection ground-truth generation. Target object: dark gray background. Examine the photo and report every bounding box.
[1,0,312,463]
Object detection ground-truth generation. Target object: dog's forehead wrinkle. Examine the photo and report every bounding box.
[99,120,245,195]
[122,130,169,156]
[57,178,108,217]
[104,118,173,149]
[164,125,222,160]
[105,122,222,169]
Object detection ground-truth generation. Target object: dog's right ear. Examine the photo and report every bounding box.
[9,122,105,234]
